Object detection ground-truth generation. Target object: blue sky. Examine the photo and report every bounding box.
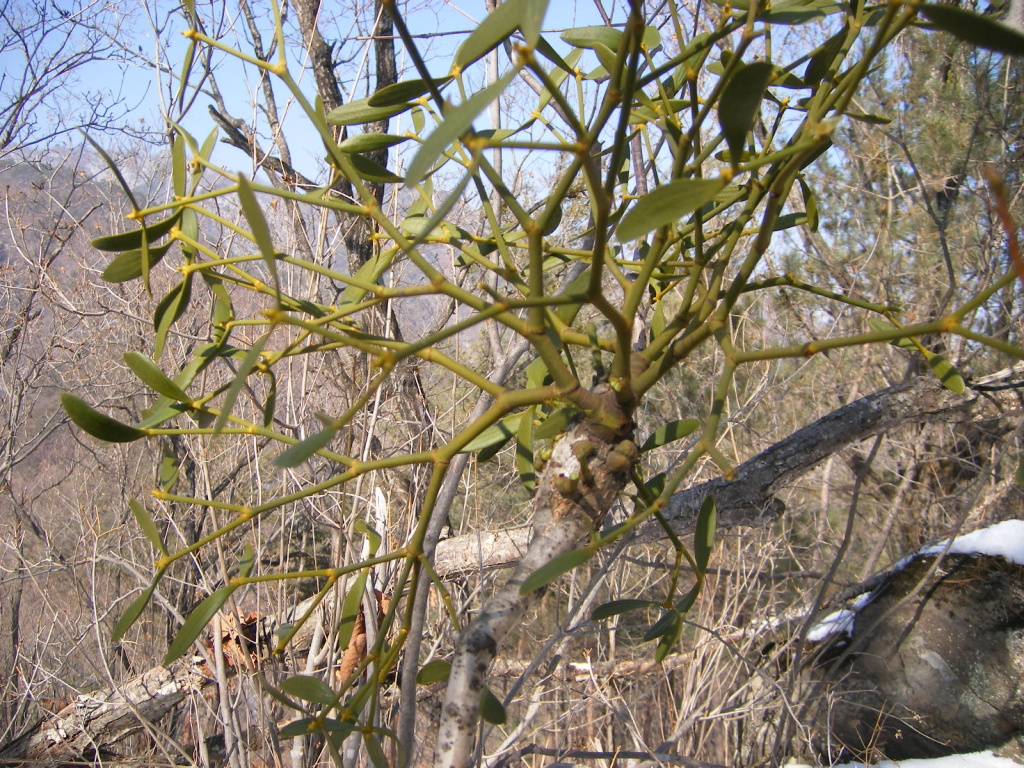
[108,0,613,181]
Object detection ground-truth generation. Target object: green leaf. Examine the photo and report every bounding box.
[526,355,551,389]
[61,393,147,443]
[322,719,359,735]
[537,48,582,111]
[630,99,692,125]
[924,351,966,394]
[406,70,516,184]
[274,425,336,467]
[337,133,409,153]
[112,570,165,642]
[798,176,819,232]
[649,585,700,662]
[138,402,190,430]
[130,499,167,556]
[541,200,563,236]
[339,244,399,305]
[113,590,156,642]
[804,26,848,86]
[718,61,775,162]
[617,178,725,242]
[865,319,964,393]
[454,0,524,70]
[93,211,182,251]
[368,77,452,107]
[866,317,914,348]
[416,659,452,684]
[845,111,892,125]
[400,216,445,240]
[345,152,402,183]
[326,97,413,126]
[560,25,660,53]
[354,518,382,557]
[165,585,236,664]
[277,716,357,738]
[555,263,591,326]
[591,599,659,621]
[643,472,666,499]
[675,582,701,615]
[153,276,193,361]
[773,212,808,230]
[479,686,507,725]
[236,176,280,293]
[654,611,683,662]
[651,299,666,338]
[519,548,593,595]
[171,133,187,197]
[712,0,844,23]
[212,333,269,436]
[459,414,523,453]
[239,543,255,578]
[280,675,337,705]
[82,131,139,210]
[920,3,1024,56]
[770,67,807,89]
[536,35,577,73]
[364,731,390,768]
[643,608,678,641]
[765,0,844,24]
[520,0,548,46]
[336,569,370,654]
[160,449,180,492]
[262,371,277,428]
[205,273,235,345]
[694,494,717,575]
[640,418,701,452]
[124,352,190,401]
[535,407,574,440]
[478,434,513,463]
[101,243,173,283]
[199,126,219,165]
[516,405,536,492]
[1015,455,1024,485]
[278,719,316,738]
[590,41,618,75]
[411,106,426,133]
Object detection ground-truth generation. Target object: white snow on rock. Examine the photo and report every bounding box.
[806,520,1024,644]
[786,750,1023,768]
[807,593,871,642]
[806,609,856,643]
[919,519,1024,565]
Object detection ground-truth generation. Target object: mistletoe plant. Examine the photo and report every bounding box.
[63,0,1024,765]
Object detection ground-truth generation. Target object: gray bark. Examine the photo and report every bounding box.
[1008,0,1024,31]
[433,413,637,768]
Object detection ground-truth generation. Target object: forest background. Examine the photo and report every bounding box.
[2,0,1024,766]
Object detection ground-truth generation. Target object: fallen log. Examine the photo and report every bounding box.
[0,660,210,762]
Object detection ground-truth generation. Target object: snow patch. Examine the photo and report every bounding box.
[786,750,1023,768]
[807,593,872,642]
[919,519,1024,565]
[807,520,1024,644]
